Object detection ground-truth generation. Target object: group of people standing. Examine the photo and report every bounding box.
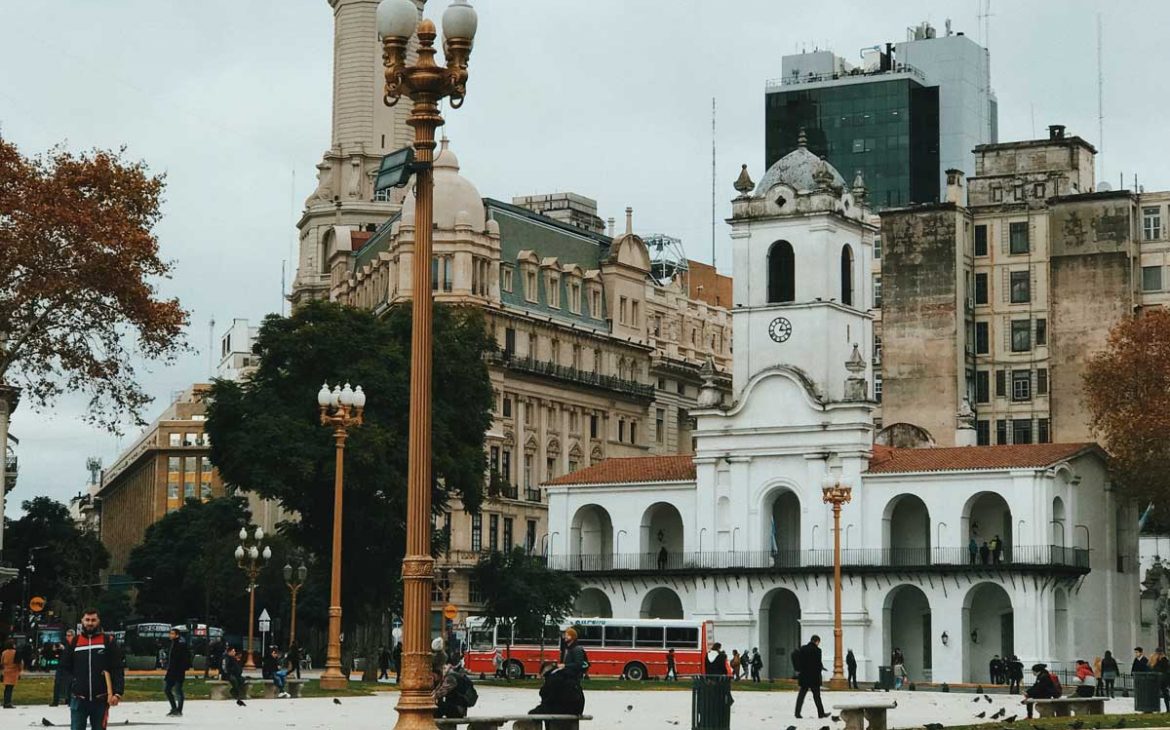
[968,535,1007,565]
[987,653,1026,691]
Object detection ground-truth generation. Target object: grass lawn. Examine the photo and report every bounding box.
[945,714,1165,730]
[0,676,376,706]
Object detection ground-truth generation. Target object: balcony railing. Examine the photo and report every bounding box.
[485,481,542,503]
[547,545,1089,573]
[487,350,655,400]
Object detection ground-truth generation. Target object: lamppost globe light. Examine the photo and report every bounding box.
[821,473,836,490]
[353,385,366,408]
[442,0,477,43]
[249,545,259,560]
[340,383,354,406]
[318,383,332,407]
[283,564,293,582]
[262,545,272,561]
[377,0,418,39]
[239,527,248,541]
[255,526,264,542]
[297,564,308,582]
[235,545,245,561]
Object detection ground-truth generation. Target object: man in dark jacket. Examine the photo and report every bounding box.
[1024,663,1058,718]
[845,649,858,689]
[164,628,191,717]
[795,636,829,719]
[60,609,125,730]
[223,646,247,706]
[50,629,75,707]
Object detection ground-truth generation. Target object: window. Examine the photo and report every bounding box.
[874,373,883,403]
[590,289,601,318]
[569,281,581,313]
[974,225,988,256]
[199,456,212,500]
[502,449,512,482]
[768,241,795,303]
[468,577,483,604]
[490,445,500,474]
[471,514,482,552]
[569,410,579,432]
[995,418,1008,445]
[1033,183,1046,199]
[523,454,533,488]
[1144,206,1163,241]
[976,419,990,446]
[1037,368,1049,395]
[635,626,665,649]
[995,369,1006,398]
[167,456,181,502]
[547,275,560,308]
[525,270,538,302]
[432,256,453,292]
[1012,370,1032,401]
[631,300,640,327]
[576,625,603,647]
[618,420,626,442]
[975,371,990,404]
[526,519,537,552]
[873,234,882,260]
[992,187,1003,203]
[603,625,634,648]
[1035,318,1047,347]
[1012,418,1034,445]
[502,396,512,418]
[873,336,882,363]
[1010,271,1031,303]
[872,274,882,308]
[524,401,533,425]
[630,421,637,444]
[169,433,181,447]
[1038,418,1051,444]
[590,414,598,439]
[1143,265,1163,292]
[619,296,628,324]
[665,626,700,649]
[489,514,499,551]
[502,266,513,292]
[1011,319,1031,352]
[1009,222,1029,254]
[840,245,854,306]
[546,456,556,480]
[975,321,990,355]
[975,273,989,305]
[503,517,513,549]
[656,409,665,444]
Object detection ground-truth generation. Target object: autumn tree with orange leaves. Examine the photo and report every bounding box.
[0,138,188,430]
[1084,308,1170,527]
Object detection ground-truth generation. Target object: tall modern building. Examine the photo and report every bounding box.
[765,20,995,209]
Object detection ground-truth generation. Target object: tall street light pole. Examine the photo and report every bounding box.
[317,382,366,689]
[283,562,308,649]
[377,1,477,728]
[234,527,271,669]
[821,473,853,692]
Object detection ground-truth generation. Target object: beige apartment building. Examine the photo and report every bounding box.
[878,124,1164,447]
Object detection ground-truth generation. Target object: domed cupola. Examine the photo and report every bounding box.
[402,137,486,233]
[754,129,846,196]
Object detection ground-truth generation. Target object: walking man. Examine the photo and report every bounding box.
[750,648,763,683]
[61,608,125,729]
[378,646,391,680]
[794,635,829,719]
[51,630,75,707]
[665,648,678,681]
[164,628,191,717]
[846,649,858,689]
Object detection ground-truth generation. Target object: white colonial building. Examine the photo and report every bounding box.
[544,143,1140,684]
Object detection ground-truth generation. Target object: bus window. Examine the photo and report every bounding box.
[575,625,603,647]
[666,626,700,649]
[603,625,633,648]
[634,626,664,648]
[469,629,494,651]
[514,624,559,646]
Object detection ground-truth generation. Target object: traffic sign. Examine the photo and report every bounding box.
[258,608,271,633]
[29,596,45,613]
[443,603,458,620]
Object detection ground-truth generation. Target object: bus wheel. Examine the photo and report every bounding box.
[623,662,648,681]
[504,659,525,680]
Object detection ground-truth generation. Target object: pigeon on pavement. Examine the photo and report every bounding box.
[333,698,342,705]
[1003,715,1018,723]
[976,712,987,718]
[41,720,54,727]
[992,708,1007,719]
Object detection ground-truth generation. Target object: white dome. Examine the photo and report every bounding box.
[402,138,485,233]
[755,141,845,195]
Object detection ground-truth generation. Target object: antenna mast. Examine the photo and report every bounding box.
[208,316,216,380]
[1097,13,1105,182]
[711,97,716,269]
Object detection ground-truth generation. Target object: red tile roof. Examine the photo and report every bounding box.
[544,454,696,486]
[865,442,1101,474]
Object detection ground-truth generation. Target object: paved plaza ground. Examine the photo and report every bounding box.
[1,686,1145,730]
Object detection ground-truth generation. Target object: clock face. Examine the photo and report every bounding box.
[768,317,793,343]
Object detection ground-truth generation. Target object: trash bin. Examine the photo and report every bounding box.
[878,665,895,691]
[1133,671,1162,713]
[692,675,733,730]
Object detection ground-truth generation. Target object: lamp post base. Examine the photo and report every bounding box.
[319,671,349,691]
[827,675,849,691]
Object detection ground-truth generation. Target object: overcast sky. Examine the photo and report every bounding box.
[2,0,1168,512]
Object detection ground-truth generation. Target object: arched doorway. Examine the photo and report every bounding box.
[963,582,1014,682]
[884,585,932,682]
[840,244,854,306]
[885,494,930,565]
[768,241,795,303]
[574,588,613,618]
[640,587,684,619]
[1052,497,1066,548]
[964,492,1013,564]
[760,589,801,680]
[641,502,684,569]
[765,488,801,567]
[571,504,613,570]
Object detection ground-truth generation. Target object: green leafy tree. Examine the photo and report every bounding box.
[0,497,110,623]
[471,547,581,673]
[204,300,493,629]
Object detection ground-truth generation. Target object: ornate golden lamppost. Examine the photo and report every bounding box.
[377,1,477,727]
[317,382,366,689]
[283,561,308,649]
[234,527,271,669]
[821,473,853,691]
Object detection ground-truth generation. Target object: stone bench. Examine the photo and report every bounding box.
[1024,697,1107,717]
[833,700,898,730]
[263,678,307,698]
[207,680,238,701]
[435,714,593,730]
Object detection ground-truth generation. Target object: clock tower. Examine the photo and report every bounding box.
[726,135,877,405]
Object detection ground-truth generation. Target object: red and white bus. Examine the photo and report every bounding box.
[463,616,714,681]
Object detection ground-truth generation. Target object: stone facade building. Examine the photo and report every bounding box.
[879,125,1166,446]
